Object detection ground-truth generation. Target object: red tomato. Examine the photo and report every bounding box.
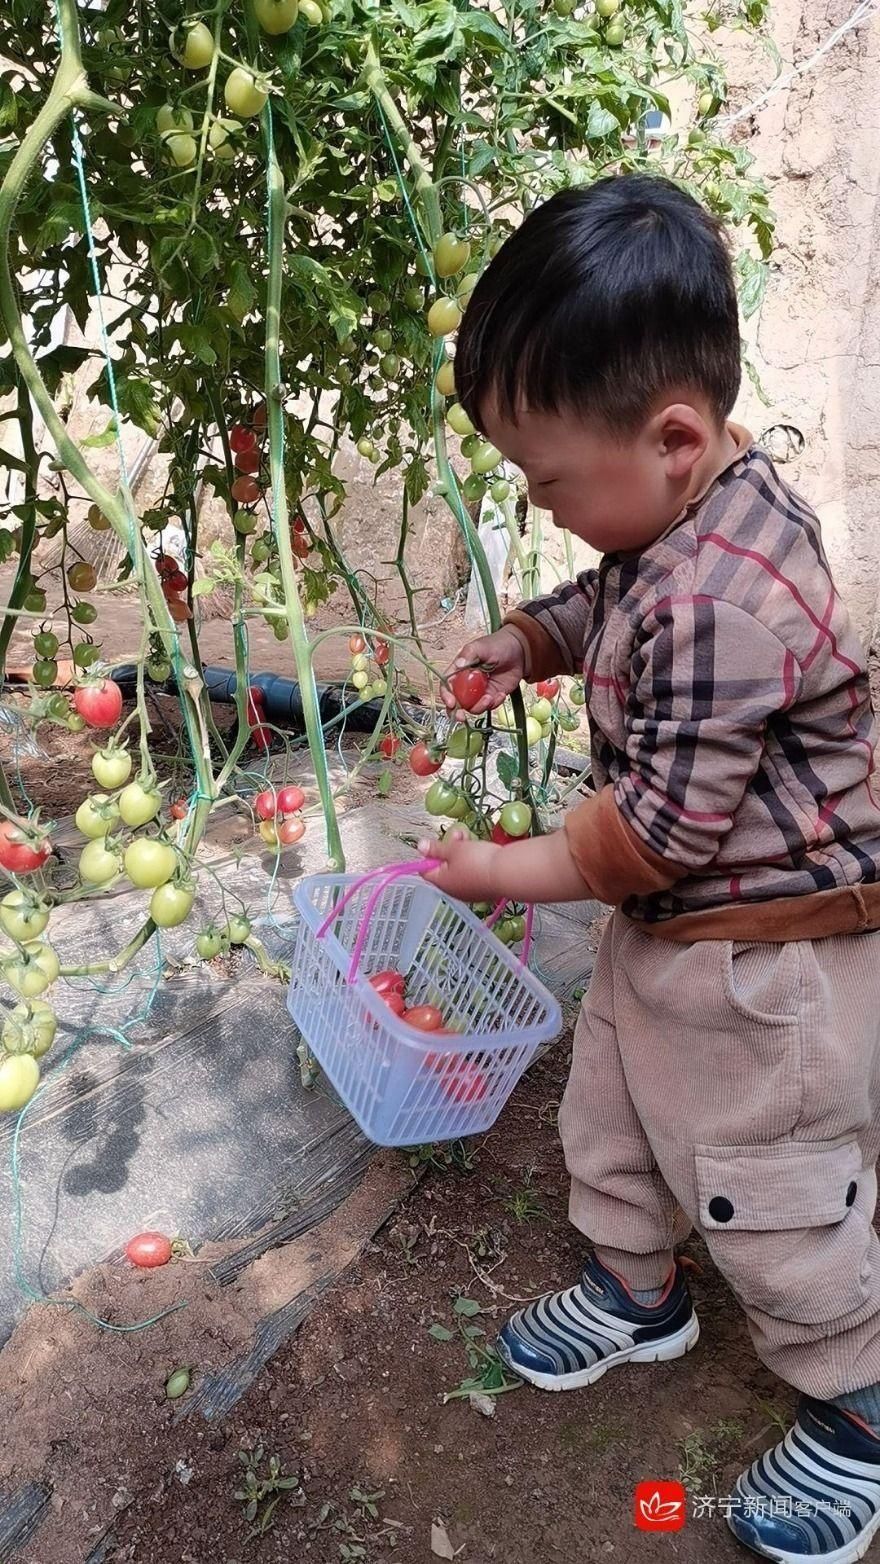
[438,1060,488,1104]
[291,533,310,559]
[535,679,560,699]
[252,403,268,430]
[379,734,400,759]
[234,447,261,474]
[231,475,260,505]
[252,725,271,750]
[292,516,306,534]
[278,816,305,846]
[163,568,188,593]
[254,788,279,820]
[403,1004,444,1032]
[74,679,123,729]
[383,990,407,1017]
[168,597,192,623]
[374,639,390,667]
[0,821,51,874]
[125,1231,173,1268]
[229,424,256,454]
[369,969,406,997]
[162,580,180,602]
[277,785,305,814]
[247,684,266,708]
[450,667,489,711]
[155,553,179,577]
[170,799,188,820]
[409,742,444,777]
[349,634,366,655]
[490,822,516,847]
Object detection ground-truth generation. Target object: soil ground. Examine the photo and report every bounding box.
[5,1024,789,1564]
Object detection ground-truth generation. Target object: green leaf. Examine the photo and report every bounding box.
[191,577,217,597]
[496,751,518,790]
[81,419,119,449]
[428,1322,455,1342]
[0,446,27,474]
[226,260,257,324]
[0,76,17,131]
[586,102,620,139]
[453,1296,482,1317]
[377,767,393,797]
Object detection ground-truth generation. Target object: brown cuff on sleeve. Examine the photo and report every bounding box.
[563,786,686,905]
[503,610,567,684]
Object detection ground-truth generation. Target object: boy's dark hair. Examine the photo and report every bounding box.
[455,174,741,434]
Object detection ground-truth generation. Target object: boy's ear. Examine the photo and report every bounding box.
[650,402,711,480]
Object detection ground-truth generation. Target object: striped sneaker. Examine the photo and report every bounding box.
[728,1397,880,1563]
[496,1252,699,1392]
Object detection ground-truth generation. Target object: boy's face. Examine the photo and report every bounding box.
[480,396,722,555]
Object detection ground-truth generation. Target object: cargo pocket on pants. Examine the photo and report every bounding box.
[694,1138,871,1326]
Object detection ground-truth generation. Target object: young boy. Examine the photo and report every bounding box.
[421,174,880,1563]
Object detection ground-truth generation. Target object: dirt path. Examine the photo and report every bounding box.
[22,1036,787,1564]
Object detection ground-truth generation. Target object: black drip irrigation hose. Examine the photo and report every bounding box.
[109,664,426,735]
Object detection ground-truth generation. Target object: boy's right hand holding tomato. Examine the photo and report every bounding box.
[441,626,528,721]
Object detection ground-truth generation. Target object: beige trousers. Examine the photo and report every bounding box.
[558,913,880,1399]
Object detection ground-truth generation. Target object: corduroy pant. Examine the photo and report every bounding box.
[558,913,880,1399]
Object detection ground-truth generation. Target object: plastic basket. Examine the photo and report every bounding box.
[286,863,562,1147]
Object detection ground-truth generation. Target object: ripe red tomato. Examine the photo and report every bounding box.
[252,403,268,430]
[291,533,310,559]
[251,725,271,751]
[234,447,261,474]
[450,667,489,711]
[383,990,407,1017]
[0,821,51,874]
[229,424,256,454]
[74,679,123,729]
[409,742,443,777]
[374,639,390,667]
[369,969,406,997]
[490,822,516,847]
[438,1060,488,1104]
[125,1231,173,1268]
[168,598,192,623]
[278,817,305,846]
[169,799,188,820]
[247,684,266,708]
[163,568,188,593]
[254,788,279,820]
[379,734,400,759]
[276,785,305,814]
[231,475,260,505]
[403,1004,444,1032]
[349,634,366,655]
[292,516,306,534]
[535,679,560,699]
[155,553,179,577]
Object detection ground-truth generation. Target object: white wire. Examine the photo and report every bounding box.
[717,0,880,129]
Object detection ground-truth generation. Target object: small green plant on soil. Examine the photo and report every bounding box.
[311,1487,404,1557]
[505,1167,547,1224]
[678,1418,744,1489]
[408,1138,479,1176]
[234,1444,304,1538]
[428,1295,521,1401]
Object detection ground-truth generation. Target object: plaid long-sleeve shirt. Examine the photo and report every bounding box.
[506,427,880,940]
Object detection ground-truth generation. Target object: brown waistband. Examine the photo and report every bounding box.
[630,882,880,942]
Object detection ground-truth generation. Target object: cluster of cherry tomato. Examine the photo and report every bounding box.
[348,631,390,703]
[155,549,192,624]
[367,968,488,1104]
[28,546,104,702]
[254,782,307,848]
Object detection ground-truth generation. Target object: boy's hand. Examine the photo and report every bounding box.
[418,829,503,904]
[441,627,526,721]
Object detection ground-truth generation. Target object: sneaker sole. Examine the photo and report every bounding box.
[727,1502,880,1564]
[497,1312,700,1392]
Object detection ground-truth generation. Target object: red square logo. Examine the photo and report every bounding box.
[634,1480,687,1532]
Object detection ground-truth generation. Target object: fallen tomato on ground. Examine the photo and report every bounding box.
[125,1231,173,1268]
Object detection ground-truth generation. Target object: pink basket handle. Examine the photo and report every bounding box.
[315,859,441,985]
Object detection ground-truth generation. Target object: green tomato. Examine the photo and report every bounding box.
[0,892,50,943]
[435,360,456,397]
[164,132,197,170]
[33,630,59,659]
[493,703,516,730]
[380,353,400,380]
[462,474,487,504]
[457,271,480,306]
[67,713,87,734]
[76,793,120,840]
[372,677,387,697]
[554,0,576,14]
[32,660,57,689]
[24,589,46,614]
[91,746,132,789]
[208,117,241,160]
[531,697,553,724]
[357,437,376,461]
[224,66,269,119]
[73,642,100,670]
[404,287,423,311]
[500,801,532,838]
[447,403,475,438]
[447,725,484,760]
[495,917,518,946]
[351,670,369,691]
[470,440,502,476]
[491,479,511,503]
[433,233,471,279]
[446,792,471,821]
[254,0,299,32]
[233,509,258,536]
[569,679,586,706]
[3,1000,56,1058]
[3,941,59,999]
[460,434,479,459]
[196,927,223,960]
[506,913,527,942]
[118,780,162,829]
[596,0,620,13]
[165,1367,191,1400]
[225,915,251,945]
[425,779,458,817]
[79,837,122,885]
[150,882,195,929]
[146,659,171,683]
[605,16,625,43]
[71,601,97,626]
[178,19,215,68]
[373,328,393,352]
[251,538,272,564]
[426,297,462,338]
[124,838,176,889]
[156,104,194,135]
[0,1053,40,1113]
[559,711,580,732]
[46,693,69,720]
[299,0,323,22]
[525,716,543,747]
[698,89,717,117]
